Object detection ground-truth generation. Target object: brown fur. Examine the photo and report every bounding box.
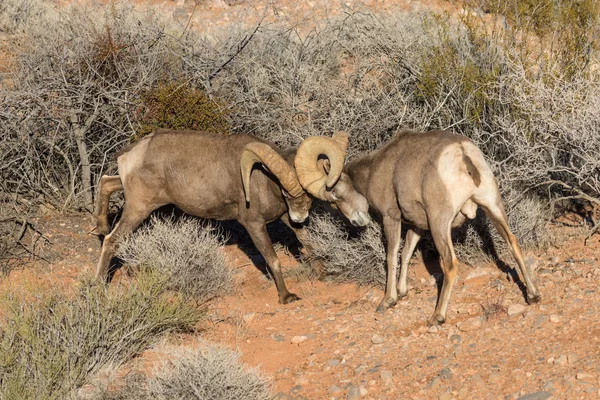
[327,130,541,325]
[95,130,312,305]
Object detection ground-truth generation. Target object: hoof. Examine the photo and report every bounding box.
[375,297,397,313]
[527,293,541,304]
[427,314,445,327]
[279,292,301,304]
[398,291,408,300]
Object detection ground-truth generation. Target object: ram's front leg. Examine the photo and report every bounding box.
[242,219,300,304]
[376,216,402,313]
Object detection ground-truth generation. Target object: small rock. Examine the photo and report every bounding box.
[458,317,483,332]
[328,359,340,367]
[549,314,561,323]
[542,381,555,392]
[576,372,594,380]
[359,385,368,396]
[488,371,502,384]
[371,334,385,344]
[273,392,295,400]
[272,334,285,342]
[290,385,302,394]
[243,312,256,323]
[329,385,343,395]
[554,355,567,365]
[87,247,93,252]
[516,391,553,400]
[428,325,439,333]
[453,344,463,357]
[533,315,547,329]
[471,374,484,387]
[291,335,308,344]
[380,370,393,388]
[568,354,579,364]
[450,334,462,344]
[428,376,442,391]
[439,367,453,382]
[465,268,489,282]
[347,385,361,400]
[458,387,469,399]
[507,304,527,317]
[439,392,453,400]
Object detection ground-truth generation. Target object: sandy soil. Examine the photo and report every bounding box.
[6,212,600,400]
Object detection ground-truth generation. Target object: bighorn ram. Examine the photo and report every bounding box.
[295,130,541,326]
[94,129,347,304]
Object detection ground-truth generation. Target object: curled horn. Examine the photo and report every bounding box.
[294,131,349,200]
[240,142,304,203]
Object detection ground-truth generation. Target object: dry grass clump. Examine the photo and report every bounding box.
[117,216,233,302]
[304,208,387,287]
[0,270,201,400]
[89,345,272,400]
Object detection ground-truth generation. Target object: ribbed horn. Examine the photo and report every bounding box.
[294,131,349,200]
[240,142,304,203]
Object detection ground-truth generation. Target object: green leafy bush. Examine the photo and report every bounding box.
[136,82,230,138]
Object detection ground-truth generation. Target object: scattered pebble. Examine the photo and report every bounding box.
[554,355,567,366]
[328,385,343,395]
[488,371,501,384]
[291,335,308,344]
[516,391,553,400]
[428,376,442,391]
[380,370,393,388]
[549,314,561,323]
[439,392,453,400]
[428,325,439,333]
[439,367,453,382]
[576,372,594,380]
[507,304,526,317]
[568,353,579,364]
[347,385,361,400]
[371,334,385,344]
[458,317,483,332]
[450,334,462,344]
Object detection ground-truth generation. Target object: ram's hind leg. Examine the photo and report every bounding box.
[94,175,123,235]
[428,212,459,326]
[96,202,152,281]
[397,228,422,299]
[477,195,541,303]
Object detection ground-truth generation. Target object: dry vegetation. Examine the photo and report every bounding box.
[117,216,233,302]
[1,0,600,397]
[92,345,272,400]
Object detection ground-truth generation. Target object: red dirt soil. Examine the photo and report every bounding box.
[6,213,600,400]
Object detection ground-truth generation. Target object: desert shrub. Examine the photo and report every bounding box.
[117,216,232,302]
[0,1,213,210]
[89,344,272,400]
[0,270,201,400]
[303,208,387,287]
[136,82,230,138]
[0,0,51,34]
[305,196,550,286]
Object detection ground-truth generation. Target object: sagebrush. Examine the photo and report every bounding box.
[117,216,233,302]
[0,270,201,400]
[91,344,272,400]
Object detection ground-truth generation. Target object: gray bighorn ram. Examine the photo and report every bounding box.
[94,129,346,304]
[294,130,541,326]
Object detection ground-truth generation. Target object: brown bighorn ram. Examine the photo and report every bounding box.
[94,129,346,304]
[295,130,541,326]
